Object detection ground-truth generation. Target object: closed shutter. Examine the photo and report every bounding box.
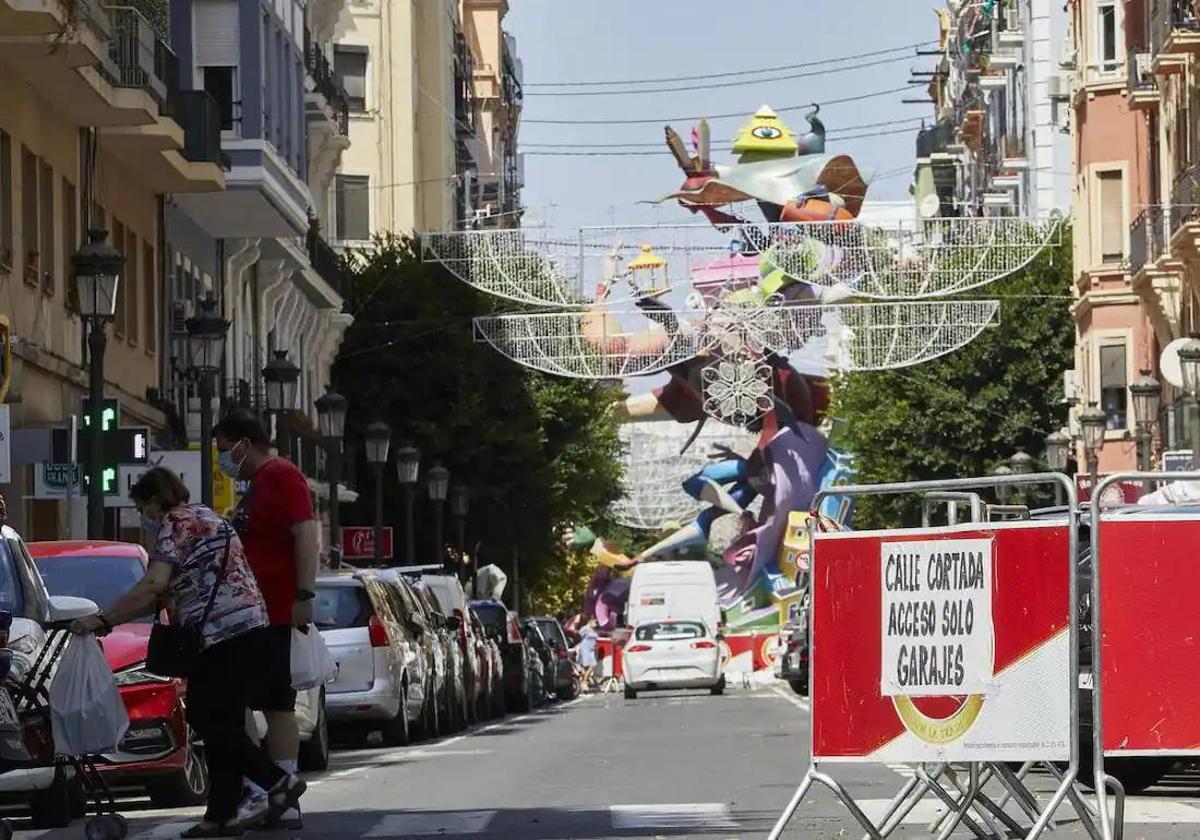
[195,0,239,66]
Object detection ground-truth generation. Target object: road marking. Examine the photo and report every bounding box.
[363,809,497,836]
[129,819,193,840]
[854,797,1200,825]
[769,685,810,712]
[610,803,738,830]
[886,763,917,779]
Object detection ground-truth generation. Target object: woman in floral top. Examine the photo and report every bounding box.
[72,467,305,837]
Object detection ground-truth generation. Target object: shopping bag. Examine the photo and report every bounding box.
[291,627,337,690]
[49,635,129,756]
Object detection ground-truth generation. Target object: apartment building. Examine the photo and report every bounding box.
[330,0,523,239]
[913,0,1071,218]
[0,0,224,537]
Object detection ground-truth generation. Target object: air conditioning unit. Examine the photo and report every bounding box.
[1059,36,1077,70]
[1006,8,1020,30]
[1047,74,1070,102]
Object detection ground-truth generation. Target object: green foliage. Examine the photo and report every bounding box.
[833,226,1075,529]
[333,236,624,606]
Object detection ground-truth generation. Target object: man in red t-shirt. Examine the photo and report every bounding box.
[214,410,319,829]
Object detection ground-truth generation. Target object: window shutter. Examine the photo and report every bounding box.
[195,0,240,67]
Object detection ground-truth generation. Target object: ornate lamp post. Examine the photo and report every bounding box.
[1177,334,1200,469]
[185,296,229,508]
[427,464,450,567]
[365,420,391,565]
[315,387,347,567]
[1130,369,1163,492]
[1079,402,1109,499]
[992,463,1014,505]
[449,485,470,587]
[1007,447,1033,504]
[1044,429,1071,506]
[395,444,421,565]
[262,349,300,457]
[73,230,124,539]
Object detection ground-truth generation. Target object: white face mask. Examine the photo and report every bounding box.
[141,513,162,539]
[218,440,249,479]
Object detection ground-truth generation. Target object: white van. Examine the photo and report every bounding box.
[625,561,721,635]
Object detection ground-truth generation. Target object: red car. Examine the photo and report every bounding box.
[28,541,207,807]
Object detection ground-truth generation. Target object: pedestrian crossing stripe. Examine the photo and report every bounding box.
[610,803,738,829]
[855,797,1200,825]
[365,810,498,837]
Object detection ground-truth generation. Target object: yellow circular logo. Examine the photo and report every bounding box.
[759,636,779,669]
[892,695,985,744]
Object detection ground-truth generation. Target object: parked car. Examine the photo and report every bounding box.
[776,597,809,697]
[469,600,532,711]
[421,574,483,723]
[521,619,556,704]
[314,571,425,746]
[468,611,502,719]
[529,616,579,701]
[379,569,444,737]
[410,579,468,732]
[623,618,724,699]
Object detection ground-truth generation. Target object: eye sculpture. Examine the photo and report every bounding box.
[752,125,783,140]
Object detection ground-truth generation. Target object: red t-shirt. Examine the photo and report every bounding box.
[232,457,314,625]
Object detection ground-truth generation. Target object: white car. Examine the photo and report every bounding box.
[622,619,724,699]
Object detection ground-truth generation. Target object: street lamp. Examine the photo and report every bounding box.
[449,485,470,588]
[1178,334,1200,469]
[1044,429,1071,506]
[993,463,1014,504]
[395,444,421,565]
[365,420,391,565]
[1130,370,1163,487]
[1079,402,1109,499]
[427,463,450,567]
[315,386,347,567]
[262,349,300,457]
[184,296,229,508]
[73,230,124,539]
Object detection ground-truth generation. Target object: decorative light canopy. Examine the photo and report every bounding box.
[72,229,124,320]
[449,485,470,518]
[1178,334,1200,395]
[262,350,301,413]
[993,463,1013,503]
[1044,429,1070,472]
[1079,403,1109,454]
[427,464,450,502]
[1009,448,1034,475]
[364,420,391,466]
[395,444,421,486]
[315,387,348,440]
[184,296,229,375]
[1129,369,1162,429]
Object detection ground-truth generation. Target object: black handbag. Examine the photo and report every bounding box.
[146,526,232,678]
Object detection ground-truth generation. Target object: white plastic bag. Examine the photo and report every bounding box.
[49,635,129,756]
[291,627,336,690]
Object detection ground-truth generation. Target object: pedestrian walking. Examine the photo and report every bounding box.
[213,409,320,829]
[71,467,305,837]
[577,618,599,690]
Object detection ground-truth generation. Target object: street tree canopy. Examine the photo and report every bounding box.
[833,227,1075,529]
[334,236,624,608]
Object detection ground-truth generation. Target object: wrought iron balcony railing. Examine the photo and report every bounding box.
[107,5,170,105]
[306,230,348,302]
[1128,48,1156,92]
[916,121,956,158]
[1170,163,1200,236]
[175,90,226,167]
[304,44,350,136]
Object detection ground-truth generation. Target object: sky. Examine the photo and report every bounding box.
[505,0,936,230]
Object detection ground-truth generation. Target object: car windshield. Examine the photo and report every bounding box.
[35,554,144,622]
[472,603,506,636]
[314,584,372,629]
[635,621,706,641]
[0,541,26,617]
[533,619,566,647]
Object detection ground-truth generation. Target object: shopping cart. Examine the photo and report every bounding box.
[0,617,128,840]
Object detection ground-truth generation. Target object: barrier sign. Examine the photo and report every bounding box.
[342,527,393,561]
[812,522,1071,762]
[1099,514,1200,755]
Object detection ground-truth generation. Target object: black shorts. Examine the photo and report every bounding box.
[247,624,296,712]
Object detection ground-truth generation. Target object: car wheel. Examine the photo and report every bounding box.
[710,675,726,696]
[624,685,637,700]
[147,725,210,808]
[30,764,79,829]
[788,678,808,697]
[382,681,411,747]
[298,691,329,772]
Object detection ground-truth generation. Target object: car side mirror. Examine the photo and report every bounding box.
[47,595,99,624]
[445,615,462,631]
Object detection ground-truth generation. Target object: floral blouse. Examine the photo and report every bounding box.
[151,504,267,649]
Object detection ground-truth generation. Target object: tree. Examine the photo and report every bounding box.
[332,236,624,605]
[833,227,1074,529]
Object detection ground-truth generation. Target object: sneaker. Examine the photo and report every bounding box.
[236,791,269,828]
[266,774,307,823]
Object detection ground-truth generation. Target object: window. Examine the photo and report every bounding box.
[21,147,37,286]
[335,174,369,241]
[60,179,75,300]
[1097,170,1124,263]
[1097,2,1118,71]
[143,242,156,353]
[334,46,367,111]
[0,131,11,269]
[634,621,707,642]
[203,66,237,131]
[112,219,125,337]
[38,161,54,294]
[125,229,138,346]
[1099,342,1128,430]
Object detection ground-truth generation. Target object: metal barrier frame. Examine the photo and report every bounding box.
[768,472,1104,840]
[1088,470,1200,840]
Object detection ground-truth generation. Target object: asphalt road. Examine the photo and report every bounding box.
[10,685,1200,839]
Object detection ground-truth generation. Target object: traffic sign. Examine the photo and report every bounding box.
[342,527,393,561]
[34,462,83,499]
[111,451,204,508]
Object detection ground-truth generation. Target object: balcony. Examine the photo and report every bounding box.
[306,230,348,303]
[1127,49,1161,109]
[1151,0,1200,74]
[175,91,225,167]
[994,4,1024,48]
[454,30,475,138]
[916,121,956,159]
[304,41,350,138]
[108,5,167,106]
[1169,163,1200,255]
[1128,207,1167,276]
